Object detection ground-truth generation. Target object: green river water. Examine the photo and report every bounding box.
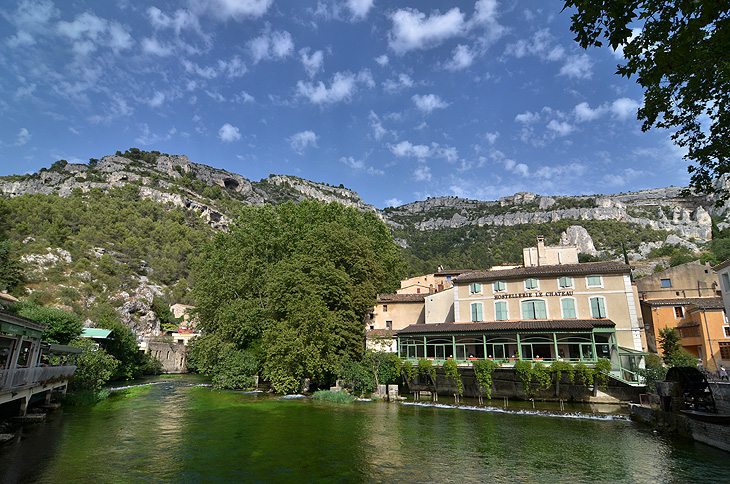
[0,375,727,484]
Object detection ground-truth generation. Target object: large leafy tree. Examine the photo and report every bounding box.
[192,201,406,393]
[563,1,730,200]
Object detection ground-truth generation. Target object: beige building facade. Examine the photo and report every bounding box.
[636,261,719,300]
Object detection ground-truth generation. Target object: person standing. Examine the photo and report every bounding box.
[720,366,729,381]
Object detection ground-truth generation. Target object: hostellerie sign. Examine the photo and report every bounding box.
[494,291,574,300]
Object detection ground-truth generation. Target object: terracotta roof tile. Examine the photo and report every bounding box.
[397,319,615,334]
[377,293,427,303]
[454,261,631,282]
[640,297,724,310]
[712,259,730,271]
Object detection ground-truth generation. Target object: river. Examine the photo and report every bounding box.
[0,375,727,483]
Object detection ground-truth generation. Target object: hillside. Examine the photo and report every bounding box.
[2,148,729,337]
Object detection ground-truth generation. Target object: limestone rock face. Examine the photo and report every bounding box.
[560,226,597,256]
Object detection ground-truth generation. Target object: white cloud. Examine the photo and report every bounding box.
[340,156,384,175]
[534,163,587,180]
[573,102,605,122]
[546,119,574,137]
[369,111,391,141]
[6,0,59,47]
[297,70,372,105]
[15,128,31,146]
[300,48,324,78]
[515,111,539,124]
[610,98,640,120]
[136,124,176,145]
[202,0,273,21]
[384,197,403,207]
[217,56,248,77]
[412,93,449,113]
[248,28,294,64]
[236,91,255,103]
[142,37,174,56]
[445,44,474,70]
[346,0,374,20]
[147,7,200,35]
[383,73,414,93]
[388,7,466,54]
[559,54,592,79]
[389,140,458,162]
[413,165,432,182]
[375,54,389,66]
[288,130,318,153]
[219,123,241,142]
[148,91,166,107]
[484,131,499,145]
[612,28,642,59]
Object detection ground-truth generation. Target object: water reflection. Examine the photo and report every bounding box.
[0,376,727,484]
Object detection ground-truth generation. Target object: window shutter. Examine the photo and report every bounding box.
[535,301,547,319]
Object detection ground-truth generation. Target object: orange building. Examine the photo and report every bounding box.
[640,297,730,371]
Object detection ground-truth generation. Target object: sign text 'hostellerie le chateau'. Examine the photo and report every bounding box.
[494,290,574,300]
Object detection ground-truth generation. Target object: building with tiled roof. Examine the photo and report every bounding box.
[395,236,647,383]
[640,296,729,371]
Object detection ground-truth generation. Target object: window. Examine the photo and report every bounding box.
[674,306,685,318]
[720,342,730,359]
[495,301,508,321]
[521,299,547,319]
[590,297,607,318]
[661,278,672,288]
[471,302,483,322]
[493,280,506,292]
[561,298,577,319]
[723,273,730,292]
[558,276,573,289]
[679,327,699,338]
[724,327,730,337]
[386,321,393,331]
[525,278,539,290]
[383,305,388,312]
[446,276,452,281]
[417,288,421,293]
[586,275,602,287]
[469,283,482,295]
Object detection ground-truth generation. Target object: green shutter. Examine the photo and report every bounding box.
[522,300,535,319]
[471,303,482,322]
[535,300,547,319]
[495,301,507,321]
[590,297,605,318]
[562,299,576,319]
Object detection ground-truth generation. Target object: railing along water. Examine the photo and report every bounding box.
[0,365,77,393]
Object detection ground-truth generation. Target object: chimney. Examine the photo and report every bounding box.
[537,235,546,266]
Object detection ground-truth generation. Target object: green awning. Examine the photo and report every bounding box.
[0,322,43,339]
[81,328,113,339]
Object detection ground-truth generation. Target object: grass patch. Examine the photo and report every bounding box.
[61,389,111,405]
[311,390,355,403]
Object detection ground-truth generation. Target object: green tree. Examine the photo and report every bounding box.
[191,201,406,394]
[563,1,730,201]
[0,239,23,294]
[14,302,83,344]
[69,338,119,391]
[658,326,698,367]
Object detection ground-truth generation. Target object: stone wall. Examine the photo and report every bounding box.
[405,367,642,403]
[147,342,188,374]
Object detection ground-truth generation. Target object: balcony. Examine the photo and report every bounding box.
[0,366,77,394]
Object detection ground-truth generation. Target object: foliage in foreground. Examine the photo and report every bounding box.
[564,0,729,202]
[69,339,119,392]
[61,389,111,406]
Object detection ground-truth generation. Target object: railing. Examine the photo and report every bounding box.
[0,366,77,393]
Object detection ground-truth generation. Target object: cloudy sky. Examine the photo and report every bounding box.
[0,0,688,208]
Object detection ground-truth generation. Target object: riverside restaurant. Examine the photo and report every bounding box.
[396,319,646,383]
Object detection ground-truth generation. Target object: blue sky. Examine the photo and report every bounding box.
[0,0,688,208]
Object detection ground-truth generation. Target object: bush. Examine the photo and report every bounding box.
[62,389,111,405]
[442,359,462,396]
[638,353,667,392]
[69,339,119,391]
[312,390,355,403]
[473,359,499,399]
